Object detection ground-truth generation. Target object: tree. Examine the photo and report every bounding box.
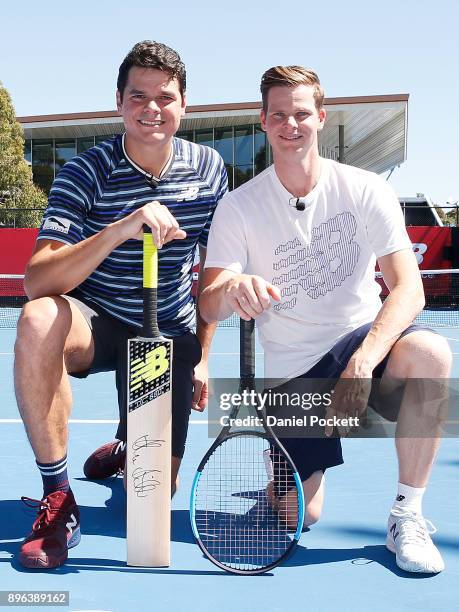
[432,200,457,226]
[433,204,447,224]
[0,82,47,227]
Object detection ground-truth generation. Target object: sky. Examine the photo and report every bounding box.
[1,0,458,205]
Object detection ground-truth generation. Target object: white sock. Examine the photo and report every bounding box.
[392,482,425,515]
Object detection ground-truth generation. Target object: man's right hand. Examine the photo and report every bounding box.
[224,274,281,320]
[24,201,186,300]
[114,201,187,247]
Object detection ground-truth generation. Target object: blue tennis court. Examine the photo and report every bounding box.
[1,322,459,612]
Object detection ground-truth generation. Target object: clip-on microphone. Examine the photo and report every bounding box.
[145,173,159,189]
[289,197,306,212]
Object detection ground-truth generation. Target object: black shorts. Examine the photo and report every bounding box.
[273,321,435,484]
[66,291,202,459]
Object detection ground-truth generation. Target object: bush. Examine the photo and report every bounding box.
[0,82,47,228]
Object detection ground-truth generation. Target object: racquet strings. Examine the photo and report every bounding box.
[194,433,300,572]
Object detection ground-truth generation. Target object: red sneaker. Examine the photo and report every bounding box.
[83,440,126,480]
[19,490,81,569]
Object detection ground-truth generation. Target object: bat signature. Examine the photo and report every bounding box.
[132,467,161,497]
[131,435,165,463]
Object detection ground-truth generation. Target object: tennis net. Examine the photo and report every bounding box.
[0,275,27,328]
[219,269,459,329]
[1,270,459,329]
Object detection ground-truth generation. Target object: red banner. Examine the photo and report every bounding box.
[0,227,453,295]
[406,226,451,270]
[0,229,39,274]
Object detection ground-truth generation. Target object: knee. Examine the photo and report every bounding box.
[15,298,70,351]
[304,499,323,527]
[417,335,452,377]
[390,332,452,378]
[276,490,323,529]
[431,336,453,376]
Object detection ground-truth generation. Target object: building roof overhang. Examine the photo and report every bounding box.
[18,94,408,174]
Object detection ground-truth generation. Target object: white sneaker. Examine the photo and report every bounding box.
[386,508,445,573]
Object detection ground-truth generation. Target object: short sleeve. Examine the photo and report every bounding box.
[362,175,412,258]
[198,153,229,249]
[204,191,248,273]
[37,156,94,245]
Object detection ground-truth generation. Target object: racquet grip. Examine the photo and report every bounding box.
[240,318,255,379]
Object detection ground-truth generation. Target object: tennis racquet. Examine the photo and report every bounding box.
[190,318,305,575]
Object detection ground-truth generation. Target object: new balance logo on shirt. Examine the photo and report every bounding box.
[176,186,199,201]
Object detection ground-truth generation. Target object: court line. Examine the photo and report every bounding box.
[212,352,263,356]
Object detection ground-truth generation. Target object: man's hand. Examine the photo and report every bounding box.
[224,274,281,320]
[324,355,373,437]
[114,201,187,247]
[192,359,210,412]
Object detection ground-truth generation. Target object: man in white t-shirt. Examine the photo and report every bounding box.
[199,65,452,574]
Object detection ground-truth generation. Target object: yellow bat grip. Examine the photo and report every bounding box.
[143,232,158,289]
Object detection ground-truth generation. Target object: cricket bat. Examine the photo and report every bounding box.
[126,228,172,567]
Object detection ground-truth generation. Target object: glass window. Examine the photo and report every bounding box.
[234,164,253,188]
[24,140,32,165]
[55,139,76,175]
[195,130,213,148]
[177,130,193,142]
[254,127,267,175]
[95,135,112,145]
[214,128,233,164]
[32,140,54,193]
[234,126,253,166]
[77,137,95,154]
[267,143,273,166]
[225,164,234,191]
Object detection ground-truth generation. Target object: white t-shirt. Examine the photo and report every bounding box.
[205,159,412,379]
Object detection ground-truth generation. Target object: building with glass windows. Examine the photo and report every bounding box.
[19,94,408,194]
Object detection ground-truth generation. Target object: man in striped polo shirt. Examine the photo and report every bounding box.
[15,40,227,569]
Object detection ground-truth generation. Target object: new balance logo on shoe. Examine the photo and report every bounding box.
[83,440,127,480]
[386,509,445,573]
[115,442,126,455]
[66,514,78,534]
[19,490,80,569]
[396,495,405,502]
[390,523,399,541]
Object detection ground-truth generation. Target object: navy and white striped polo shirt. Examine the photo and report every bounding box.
[38,135,228,336]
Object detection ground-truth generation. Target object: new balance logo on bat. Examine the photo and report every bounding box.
[130,346,169,392]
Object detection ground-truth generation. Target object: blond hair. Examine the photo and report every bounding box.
[260,66,324,112]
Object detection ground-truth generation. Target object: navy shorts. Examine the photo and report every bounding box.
[66,291,202,459]
[272,321,434,484]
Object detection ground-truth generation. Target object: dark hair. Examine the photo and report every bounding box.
[117,40,186,101]
[260,66,324,112]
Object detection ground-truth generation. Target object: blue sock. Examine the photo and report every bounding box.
[36,455,70,497]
